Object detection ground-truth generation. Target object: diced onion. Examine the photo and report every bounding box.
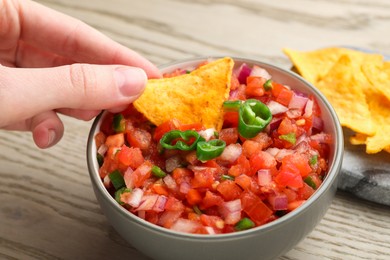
[267,100,288,115]
[257,169,272,186]
[250,65,271,80]
[165,155,182,172]
[170,218,201,233]
[288,94,308,110]
[220,199,242,225]
[163,174,178,190]
[136,194,159,211]
[97,144,108,156]
[199,128,216,141]
[126,188,143,208]
[219,144,242,163]
[303,99,313,118]
[123,167,134,189]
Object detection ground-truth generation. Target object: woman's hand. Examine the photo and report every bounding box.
[0,0,161,148]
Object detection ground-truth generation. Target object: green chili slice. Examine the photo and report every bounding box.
[309,154,318,166]
[263,79,273,91]
[109,170,125,190]
[238,99,272,138]
[112,114,125,133]
[221,174,235,181]
[160,130,203,151]
[152,165,167,178]
[196,139,226,161]
[115,187,131,205]
[304,176,317,189]
[235,217,255,231]
[279,132,296,145]
[223,100,243,111]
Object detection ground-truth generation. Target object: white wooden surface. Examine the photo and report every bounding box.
[1,0,390,259]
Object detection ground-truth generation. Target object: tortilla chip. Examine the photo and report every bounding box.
[133,57,234,130]
[283,47,383,85]
[316,55,376,136]
[360,90,390,153]
[362,61,390,102]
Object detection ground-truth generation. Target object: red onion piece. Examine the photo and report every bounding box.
[288,94,308,110]
[153,195,168,212]
[312,116,324,133]
[268,193,288,211]
[236,63,252,84]
[219,199,242,225]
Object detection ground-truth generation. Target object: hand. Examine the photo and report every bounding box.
[0,0,161,148]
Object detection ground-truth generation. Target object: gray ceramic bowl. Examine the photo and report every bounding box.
[87,57,343,260]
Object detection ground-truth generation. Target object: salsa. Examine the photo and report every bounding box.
[95,62,331,234]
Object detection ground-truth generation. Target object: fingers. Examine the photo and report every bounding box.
[17,1,161,78]
[30,111,64,148]
[0,64,147,128]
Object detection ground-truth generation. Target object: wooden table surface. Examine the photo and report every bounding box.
[1,0,390,259]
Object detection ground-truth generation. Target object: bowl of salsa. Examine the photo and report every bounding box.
[87,57,343,260]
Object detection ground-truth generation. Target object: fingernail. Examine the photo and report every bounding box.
[47,129,56,147]
[114,67,147,97]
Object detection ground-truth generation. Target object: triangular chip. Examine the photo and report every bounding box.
[283,47,383,85]
[364,91,390,153]
[134,57,234,130]
[362,60,390,102]
[316,55,375,136]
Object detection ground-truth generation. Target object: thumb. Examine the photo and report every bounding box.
[0,64,147,127]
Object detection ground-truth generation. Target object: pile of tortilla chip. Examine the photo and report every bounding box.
[134,57,234,131]
[283,47,390,154]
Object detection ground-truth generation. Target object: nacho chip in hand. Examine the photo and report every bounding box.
[134,57,234,130]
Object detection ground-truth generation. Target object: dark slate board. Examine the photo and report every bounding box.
[338,129,390,206]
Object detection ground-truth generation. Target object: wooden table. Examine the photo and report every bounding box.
[1,0,389,259]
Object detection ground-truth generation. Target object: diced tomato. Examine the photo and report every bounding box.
[151,182,170,196]
[242,140,262,158]
[277,118,297,135]
[287,200,305,211]
[228,155,250,177]
[100,113,114,136]
[240,191,273,225]
[153,118,181,141]
[131,160,153,188]
[94,132,106,148]
[274,161,304,188]
[186,188,203,205]
[179,122,205,131]
[117,145,144,169]
[200,214,225,230]
[172,168,193,185]
[127,128,152,151]
[105,133,125,147]
[297,182,315,200]
[200,191,224,209]
[216,180,242,201]
[246,76,265,97]
[164,196,185,211]
[223,111,239,128]
[191,168,215,189]
[158,210,183,228]
[282,153,312,177]
[276,88,293,106]
[219,128,239,145]
[249,151,277,175]
[234,174,252,190]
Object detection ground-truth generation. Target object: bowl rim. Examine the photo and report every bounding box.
[87,56,344,240]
